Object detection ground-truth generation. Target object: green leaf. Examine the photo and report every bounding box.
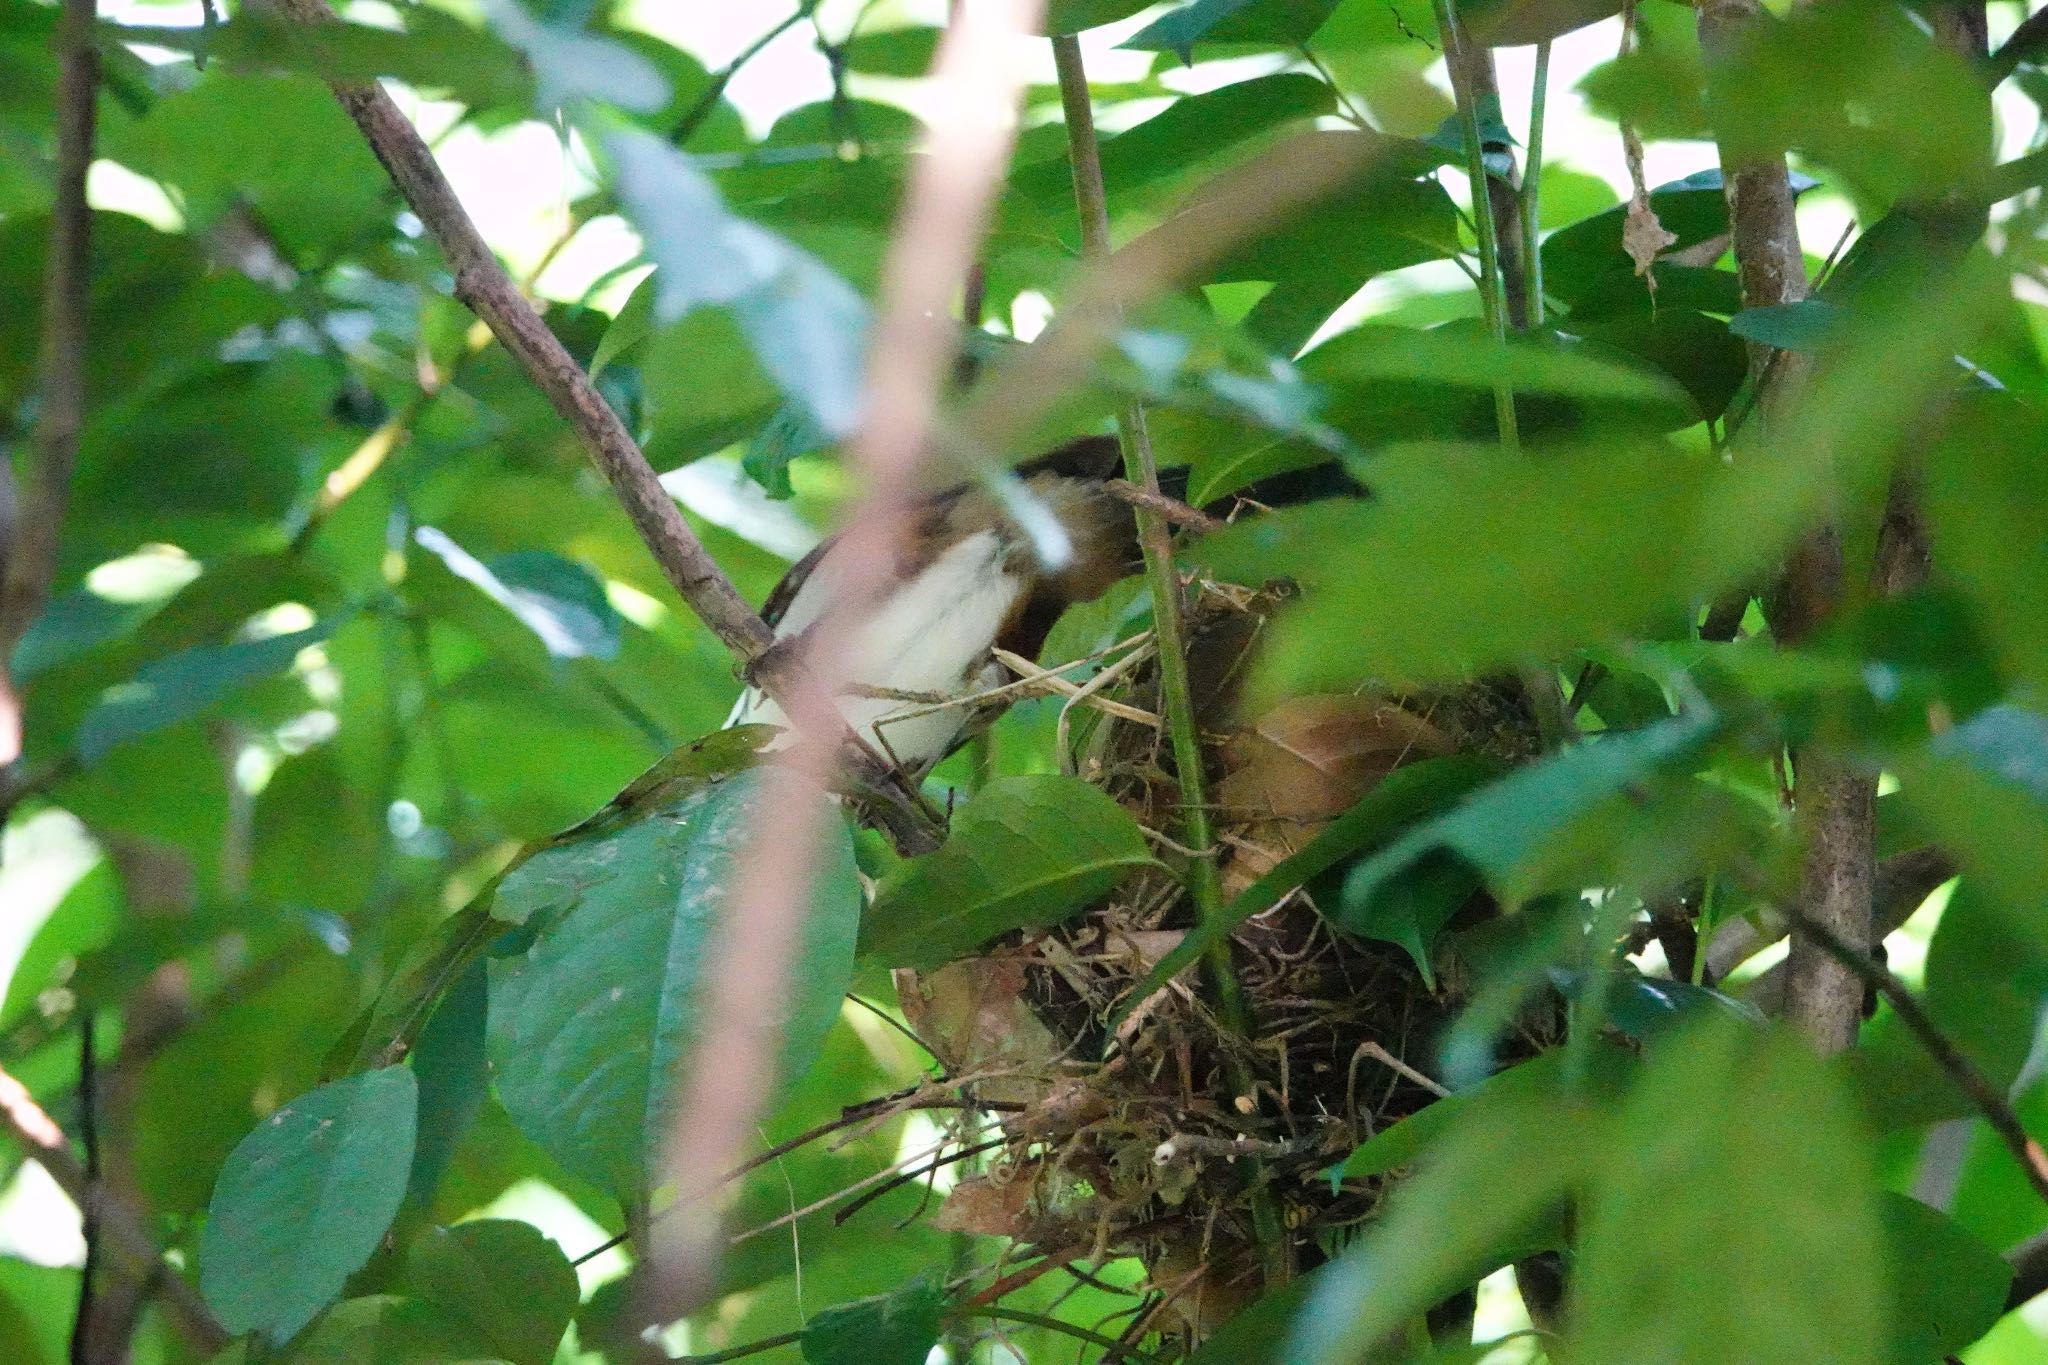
[1877,1193,2011,1365]
[800,1274,945,1365]
[1122,0,1342,60]
[1333,711,1718,972]
[743,404,829,501]
[107,13,531,109]
[405,1220,579,1365]
[1728,299,1849,353]
[1288,1062,1601,1363]
[841,26,940,77]
[1043,0,1156,34]
[605,124,869,437]
[198,1067,420,1344]
[404,962,488,1212]
[345,729,774,1073]
[415,529,621,661]
[488,768,860,1198]
[280,1294,495,1364]
[1896,707,2048,954]
[479,1,668,113]
[75,615,343,764]
[1337,1050,1572,1182]
[1016,74,1335,209]
[1569,1018,1885,1364]
[1924,396,2048,693]
[859,774,1157,971]
[1459,0,1621,44]
[1112,754,1498,1030]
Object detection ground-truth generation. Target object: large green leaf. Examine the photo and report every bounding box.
[404,1220,579,1365]
[487,767,860,1198]
[604,124,869,438]
[1332,711,1718,974]
[107,11,530,109]
[859,774,1157,971]
[1877,1193,2011,1365]
[1896,707,2048,955]
[1122,0,1344,61]
[1015,73,1335,209]
[198,1067,420,1344]
[1568,1019,1885,1363]
[800,1274,945,1365]
[1924,396,2048,694]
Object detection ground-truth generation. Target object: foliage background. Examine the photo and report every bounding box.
[4,0,2048,1362]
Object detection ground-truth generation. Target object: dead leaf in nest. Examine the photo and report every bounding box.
[1212,695,1453,899]
[894,960,1057,1107]
[1216,695,1455,823]
[932,1175,1035,1238]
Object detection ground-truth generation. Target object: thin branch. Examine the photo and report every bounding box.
[68,1013,99,1365]
[643,0,1045,1320]
[1432,0,1519,447]
[1521,39,1551,328]
[0,1065,228,1354]
[1990,9,2048,83]
[1778,902,2048,1208]
[0,0,98,769]
[1103,479,1225,533]
[271,0,774,669]
[957,1304,1168,1363]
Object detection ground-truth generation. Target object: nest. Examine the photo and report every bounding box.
[894,579,1557,1345]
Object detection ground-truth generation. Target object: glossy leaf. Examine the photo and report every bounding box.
[861,775,1157,970]
[1877,1193,2011,1365]
[415,529,622,661]
[488,768,860,1197]
[800,1274,945,1365]
[405,1220,579,1365]
[198,1067,420,1344]
[1333,711,1718,972]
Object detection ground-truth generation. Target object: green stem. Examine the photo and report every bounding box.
[1050,31,1287,1271]
[1049,33,1245,1041]
[1522,38,1551,328]
[1433,0,1519,449]
[677,1330,804,1364]
[955,1305,1168,1363]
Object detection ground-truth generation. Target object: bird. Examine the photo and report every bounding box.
[726,435,1145,775]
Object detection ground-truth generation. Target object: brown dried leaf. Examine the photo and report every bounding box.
[932,1175,1034,1238]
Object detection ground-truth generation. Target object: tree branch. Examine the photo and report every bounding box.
[0,1065,228,1354]
[1699,0,1874,1054]
[1776,903,2048,1209]
[268,0,942,853]
[270,0,774,668]
[0,0,98,769]
[1709,847,1956,996]
[1990,9,2048,83]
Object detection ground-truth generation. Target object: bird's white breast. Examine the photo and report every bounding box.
[728,529,1027,771]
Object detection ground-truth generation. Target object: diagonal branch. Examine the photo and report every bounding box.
[269,0,943,853]
[270,0,773,667]
[0,0,99,769]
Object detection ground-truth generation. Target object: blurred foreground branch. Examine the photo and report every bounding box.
[0,0,97,772]
[642,0,1044,1322]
